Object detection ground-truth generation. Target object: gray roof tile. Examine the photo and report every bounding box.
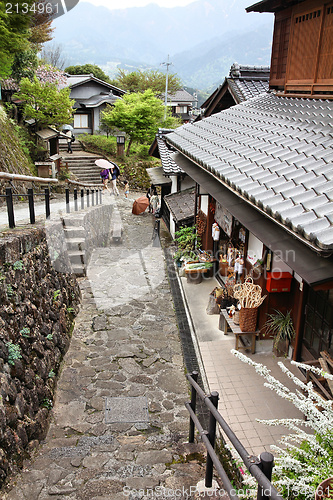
[303,218,331,241]
[167,93,333,250]
[291,189,318,205]
[301,194,329,211]
[314,202,333,218]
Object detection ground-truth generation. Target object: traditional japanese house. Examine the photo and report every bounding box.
[64,75,126,135]
[164,0,333,362]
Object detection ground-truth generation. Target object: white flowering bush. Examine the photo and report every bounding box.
[231,350,333,500]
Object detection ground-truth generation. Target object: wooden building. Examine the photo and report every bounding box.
[162,0,333,362]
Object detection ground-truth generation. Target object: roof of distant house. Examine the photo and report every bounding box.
[167,93,333,251]
[160,89,195,104]
[198,63,270,120]
[164,187,196,224]
[149,130,184,176]
[64,74,125,95]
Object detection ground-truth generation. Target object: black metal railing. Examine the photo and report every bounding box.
[186,372,284,500]
[0,172,103,229]
[65,179,103,214]
[0,172,58,229]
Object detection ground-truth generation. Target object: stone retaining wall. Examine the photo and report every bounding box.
[0,227,81,488]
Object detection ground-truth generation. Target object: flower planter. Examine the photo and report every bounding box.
[315,477,333,500]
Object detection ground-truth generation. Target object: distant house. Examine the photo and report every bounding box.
[65,74,126,135]
[160,89,197,123]
[196,63,270,121]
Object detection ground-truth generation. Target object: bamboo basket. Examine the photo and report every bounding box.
[239,307,258,332]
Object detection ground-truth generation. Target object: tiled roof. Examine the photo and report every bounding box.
[160,89,195,104]
[156,137,183,175]
[227,77,269,103]
[166,93,333,251]
[164,187,196,223]
[0,78,19,91]
[64,74,125,95]
[76,93,120,108]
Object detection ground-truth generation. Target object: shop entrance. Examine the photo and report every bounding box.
[303,288,333,359]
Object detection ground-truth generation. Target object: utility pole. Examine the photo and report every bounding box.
[161,55,172,120]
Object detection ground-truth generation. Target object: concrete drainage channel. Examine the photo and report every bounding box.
[163,246,210,430]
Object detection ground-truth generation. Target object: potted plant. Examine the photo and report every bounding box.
[173,226,201,266]
[264,309,295,357]
[315,477,333,500]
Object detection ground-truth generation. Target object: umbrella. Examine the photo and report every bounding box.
[62,124,74,131]
[95,159,114,169]
[132,196,149,215]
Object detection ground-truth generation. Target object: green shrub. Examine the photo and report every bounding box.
[7,342,22,365]
[79,134,116,155]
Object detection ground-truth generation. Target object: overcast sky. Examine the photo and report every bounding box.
[81,0,194,8]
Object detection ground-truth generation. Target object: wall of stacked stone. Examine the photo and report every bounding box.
[0,227,81,488]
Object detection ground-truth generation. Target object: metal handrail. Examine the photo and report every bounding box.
[186,372,284,500]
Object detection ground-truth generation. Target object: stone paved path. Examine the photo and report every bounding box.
[3,196,209,500]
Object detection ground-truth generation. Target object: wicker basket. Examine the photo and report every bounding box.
[239,307,258,332]
[233,311,240,325]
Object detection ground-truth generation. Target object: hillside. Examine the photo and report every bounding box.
[0,106,34,176]
[49,0,273,90]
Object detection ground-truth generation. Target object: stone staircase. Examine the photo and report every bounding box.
[62,215,87,276]
[59,139,102,185]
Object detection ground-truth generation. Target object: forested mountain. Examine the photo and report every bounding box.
[50,0,273,90]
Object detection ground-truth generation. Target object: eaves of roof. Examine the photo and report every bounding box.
[172,152,333,287]
[66,74,126,95]
[156,137,183,175]
[246,0,305,13]
[164,187,196,223]
[166,93,333,253]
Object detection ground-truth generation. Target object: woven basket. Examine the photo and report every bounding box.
[239,307,258,332]
[233,311,240,325]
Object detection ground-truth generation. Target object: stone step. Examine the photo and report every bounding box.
[66,166,101,173]
[63,226,85,238]
[62,217,84,227]
[70,263,86,276]
[67,250,86,264]
[66,238,86,251]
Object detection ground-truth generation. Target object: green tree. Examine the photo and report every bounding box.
[13,76,74,130]
[0,1,35,78]
[65,64,112,84]
[101,89,180,155]
[112,69,182,94]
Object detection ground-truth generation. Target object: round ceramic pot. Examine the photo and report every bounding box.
[315,477,333,500]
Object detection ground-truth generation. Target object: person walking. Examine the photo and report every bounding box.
[100,168,111,194]
[66,130,73,154]
[146,183,155,213]
[110,163,120,196]
[124,180,129,198]
[150,188,159,214]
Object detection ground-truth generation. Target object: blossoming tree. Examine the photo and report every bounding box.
[231,350,333,500]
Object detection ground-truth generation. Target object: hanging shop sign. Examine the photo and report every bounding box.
[215,203,233,237]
